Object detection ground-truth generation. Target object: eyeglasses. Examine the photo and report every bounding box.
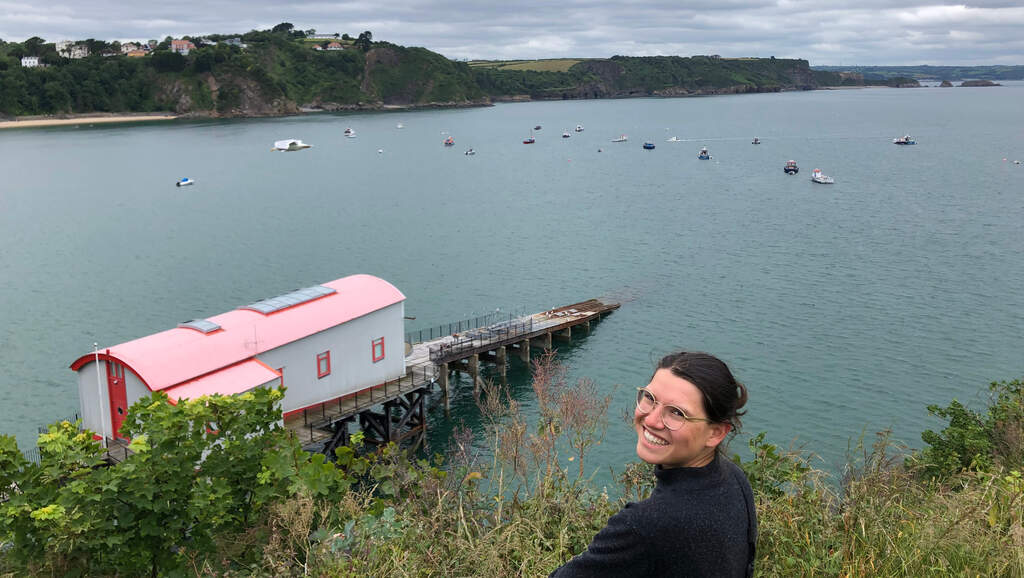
[635,387,712,430]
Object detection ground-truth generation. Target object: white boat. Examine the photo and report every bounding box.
[697,146,711,160]
[464,148,476,155]
[272,139,312,151]
[396,123,404,129]
[810,168,834,184]
[666,136,681,142]
[344,127,354,136]
[175,177,194,187]
[893,135,916,145]
[612,135,628,142]
[575,125,584,132]
[562,131,571,138]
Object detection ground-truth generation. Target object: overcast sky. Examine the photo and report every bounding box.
[3,1,1023,66]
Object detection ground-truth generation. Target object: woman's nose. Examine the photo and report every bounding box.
[642,407,665,429]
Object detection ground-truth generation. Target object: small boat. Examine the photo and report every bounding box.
[534,125,542,130]
[784,160,799,174]
[752,137,760,145]
[697,146,711,160]
[893,135,916,145]
[562,131,571,138]
[642,142,656,150]
[575,124,584,132]
[523,137,535,144]
[272,139,312,151]
[343,127,354,136]
[612,135,628,142]
[345,131,357,138]
[464,148,475,155]
[810,168,834,184]
[444,136,455,146]
[666,136,681,142]
[176,177,194,187]
[396,123,404,129]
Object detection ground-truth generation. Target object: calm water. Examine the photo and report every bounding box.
[2,84,1022,480]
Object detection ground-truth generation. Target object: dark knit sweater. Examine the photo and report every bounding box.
[550,454,757,577]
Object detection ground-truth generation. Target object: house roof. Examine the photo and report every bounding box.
[163,359,281,403]
[70,274,405,392]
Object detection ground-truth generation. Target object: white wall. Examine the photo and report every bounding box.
[75,359,149,439]
[257,301,406,412]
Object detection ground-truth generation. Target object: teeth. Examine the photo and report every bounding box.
[643,428,668,446]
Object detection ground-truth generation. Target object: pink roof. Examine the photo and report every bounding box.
[164,359,281,403]
[71,274,405,392]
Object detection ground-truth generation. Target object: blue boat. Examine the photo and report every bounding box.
[176,177,194,187]
[698,146,711,160]
[643,142,655,150]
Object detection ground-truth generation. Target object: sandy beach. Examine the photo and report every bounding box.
[0,114,178,130]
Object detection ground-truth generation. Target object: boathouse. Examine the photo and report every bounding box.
[69,274,406,442]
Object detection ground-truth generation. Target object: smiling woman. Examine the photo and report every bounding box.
[550,351,757,578]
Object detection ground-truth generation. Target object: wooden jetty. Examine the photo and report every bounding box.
[282,297,619,454]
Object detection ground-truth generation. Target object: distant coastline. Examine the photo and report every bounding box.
[0,113,178,130]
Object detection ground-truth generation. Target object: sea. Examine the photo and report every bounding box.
[2,83,1022,483]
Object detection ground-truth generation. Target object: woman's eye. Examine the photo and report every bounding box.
[668,407,686,419]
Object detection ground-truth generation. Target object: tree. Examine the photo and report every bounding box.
[150,50,186,72]
[271,22,294,34]
[355,30,373,52]
[24,36,46,56]
[0,388,308,575]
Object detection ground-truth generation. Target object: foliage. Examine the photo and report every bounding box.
[4,356,1020,576]
[909,379,1024,480]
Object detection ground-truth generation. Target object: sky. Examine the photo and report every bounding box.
[2,1,1023,66]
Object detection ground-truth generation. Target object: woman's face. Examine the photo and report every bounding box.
[634,368,729,468]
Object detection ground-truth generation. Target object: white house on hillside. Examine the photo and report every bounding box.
[70,274,407,441]
[20,56,39,67]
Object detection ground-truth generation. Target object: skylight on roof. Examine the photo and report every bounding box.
[240,285,336,315]
[178,319,222,334]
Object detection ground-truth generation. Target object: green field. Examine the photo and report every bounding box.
[468,58,584,72]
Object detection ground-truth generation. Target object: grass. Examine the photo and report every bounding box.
[468,59,584,72]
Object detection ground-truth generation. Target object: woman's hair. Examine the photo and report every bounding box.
[656,351,748,432]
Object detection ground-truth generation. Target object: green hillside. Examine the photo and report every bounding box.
[1,25,848,118]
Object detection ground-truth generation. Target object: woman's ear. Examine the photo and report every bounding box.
[704,422,732,449]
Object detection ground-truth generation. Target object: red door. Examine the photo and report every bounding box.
[107,362,129,440]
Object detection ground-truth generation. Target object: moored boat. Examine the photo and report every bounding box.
[562,131,571,138]
[272,139,312,151]
[698,146,711,160]
[893,135,916,145]
[752,137,760,144]
[465,148,476,156]
[176,177,194,187]
[575,124,584,132]
[612,135,628,142]
[444,136,455,146]
[784,160,799,174]
[642,142,656,150]
[810,168,834,184]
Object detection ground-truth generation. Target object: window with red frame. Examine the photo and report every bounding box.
[372,337,385,362]
[316,351,331,378]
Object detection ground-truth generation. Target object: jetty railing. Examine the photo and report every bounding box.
[427,316,534,362]
[405,308,528,345]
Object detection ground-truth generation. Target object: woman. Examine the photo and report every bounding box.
[551,351,757,577]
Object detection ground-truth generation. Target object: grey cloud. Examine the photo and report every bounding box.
[1,0,1022,65]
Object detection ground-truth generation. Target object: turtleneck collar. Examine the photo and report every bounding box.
[653,452,725,488]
